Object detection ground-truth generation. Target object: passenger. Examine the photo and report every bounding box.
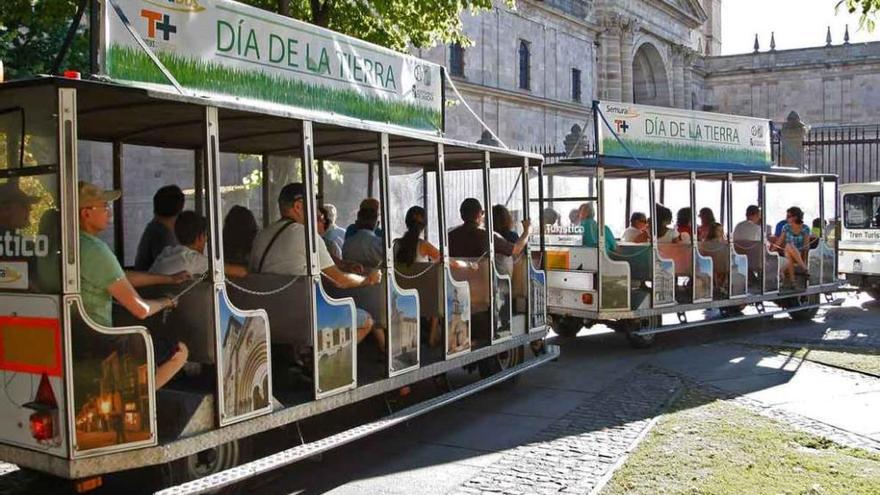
[578,203,616,252]
[675,207,693,243]
[393,206,442,347]
[449,198,531,259]
[568,208,580,227]
[0,181,37,234]
[77,182,190,389]
[776,206,811,287]
[621,211,650,243]
[134,185,185,271]
[342,206,385,269]
[655,205,677,243]
[223,205,258,267]
[249,183,384,347]
[702,222,728,296]
[345,198,383,240]
[733,205,763,242]
[317,205,342,259]
[151,211,248,278]
[697,207,716,241]
[322,203,346,254]
[706,222,725,241]
[492,204,520,244]
[394,206,441,264]
[317,206,365,274]
[542,207,560,230]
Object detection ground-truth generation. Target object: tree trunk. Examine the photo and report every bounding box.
[278,0,289,16]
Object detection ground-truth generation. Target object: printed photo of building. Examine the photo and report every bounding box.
[390,291,419,373]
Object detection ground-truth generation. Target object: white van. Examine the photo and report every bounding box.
[840,183,880,298]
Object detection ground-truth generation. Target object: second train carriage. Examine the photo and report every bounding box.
[535,101,841,347]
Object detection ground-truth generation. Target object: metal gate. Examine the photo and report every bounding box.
[801,125,880,184]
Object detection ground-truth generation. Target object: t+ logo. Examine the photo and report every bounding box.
[140,9,177,41]
[614,119,630,134]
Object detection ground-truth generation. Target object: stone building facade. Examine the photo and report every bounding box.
[420,0,880,150]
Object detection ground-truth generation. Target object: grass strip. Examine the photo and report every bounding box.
[107,44,441,131]
[602,137,770,167]
[601,388,880,495]
[752,344,880,377]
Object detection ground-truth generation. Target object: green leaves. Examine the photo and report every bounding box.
[836,0,879,32]
[1,0,505,79]
[1,0,90,79]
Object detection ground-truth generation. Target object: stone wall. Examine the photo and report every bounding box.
[701,41,880,127]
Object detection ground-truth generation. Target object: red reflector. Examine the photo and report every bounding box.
[581,293,593,305]
[74,476,103,493]
[63,70,81,79]
[29,412,53,441]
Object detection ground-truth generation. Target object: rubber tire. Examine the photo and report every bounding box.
[477,345,525,385]
[553,316,583,338]
[163,438,250,493]
[789,294,820,322]
[619,316,660,349]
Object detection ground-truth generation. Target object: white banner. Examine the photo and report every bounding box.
[104,0,443,132]
[597,101,772,169]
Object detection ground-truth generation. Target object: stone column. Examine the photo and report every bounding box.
[780,111,808,170]
[600,14,622,102]
[682,48,696,109]
[671,44,685,108]
[619,17,639,103]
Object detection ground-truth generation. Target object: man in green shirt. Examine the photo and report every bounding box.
[79,181,190,389]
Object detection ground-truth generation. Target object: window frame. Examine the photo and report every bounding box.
[518,39,531,91]
[571,68,582,103]
[449,42,465,78]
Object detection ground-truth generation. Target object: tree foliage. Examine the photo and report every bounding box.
[837,0,880,31]
[0,0,511,81]
[0,0,90,80]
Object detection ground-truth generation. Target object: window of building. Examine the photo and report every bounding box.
[518,40,531,90]
[449,42,465,78]
[571,68,582,102]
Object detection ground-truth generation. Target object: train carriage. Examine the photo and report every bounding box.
[0,0,553,490]
[535,101,841,347]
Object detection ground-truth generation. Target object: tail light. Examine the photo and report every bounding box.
[581,293,593,305]
[29,412,53,441]
[25,373,59,442]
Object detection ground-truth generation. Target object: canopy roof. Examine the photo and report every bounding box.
[548,155,837,182]
[1,77,541,170]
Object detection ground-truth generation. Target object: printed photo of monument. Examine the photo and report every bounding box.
[492,274,512,342]
[314,289,355,395]
[389,290,419,373]
[446,273,471,357]
[218,297,270,422]
[529,265,546,330]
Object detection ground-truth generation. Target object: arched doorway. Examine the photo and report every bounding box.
[632,43,671,106]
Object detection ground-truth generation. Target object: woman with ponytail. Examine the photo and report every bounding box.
[394,206,441,265]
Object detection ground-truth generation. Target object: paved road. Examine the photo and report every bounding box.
[1,292,878,494]
[243,292,880,494]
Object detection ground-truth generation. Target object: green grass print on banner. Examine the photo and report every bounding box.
[107,44,441,131]
[602,137,771,167]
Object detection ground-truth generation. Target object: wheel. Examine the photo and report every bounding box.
[789,294,820,321]
[618,316,660,349]
[163,438,250,492]
[552,316,583,338]
[719,305,745,318]
[477,345,525,381]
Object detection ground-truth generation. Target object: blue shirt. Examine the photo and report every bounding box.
[774,219,787,237]
[324,225,346,254]
[345,224,383,240]
[342,229,385,269]
[581,218,617,252]
[783,223,808,250]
